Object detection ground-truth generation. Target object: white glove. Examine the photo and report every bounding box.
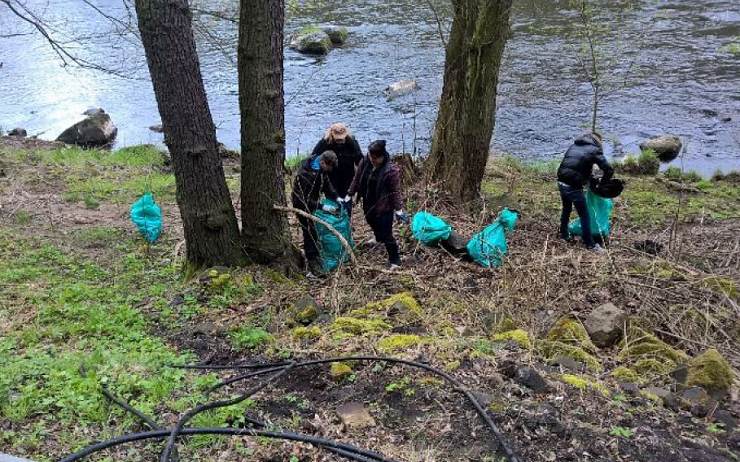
[322,204,338,213]
[394,210,409,224]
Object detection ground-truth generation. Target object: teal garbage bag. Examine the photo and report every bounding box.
[411,211,453,245]
[568,191,613,238]
[466,208,518,268]
[313,199,354,272]
[130,193,162,243]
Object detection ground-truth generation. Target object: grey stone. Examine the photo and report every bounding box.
[292,295,322,325]
[640,135,683,162]
[441,231,469,255]
[384,79,419,100]
[643,386,677,409]
[680,387,716,418]
[149,123,164,133]
[7,127,27,137]
[669,364,689,385]
[322,26,348,45]
[550,355,584,372]
[289,28,332,55]
[336,402,375,429]
[713,410,736,432]
[514,366,551,393]
[583,302,627,348]
[619,381,640,395]
[57,111,117,147]
[0,453,35,462]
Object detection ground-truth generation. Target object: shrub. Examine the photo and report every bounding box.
[637,149,659,175]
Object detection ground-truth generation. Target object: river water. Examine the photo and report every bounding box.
[1,0,738,174]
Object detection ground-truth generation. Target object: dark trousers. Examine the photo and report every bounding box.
[365,210,400,265]
[559,183,595,248]
[298,215,320,261]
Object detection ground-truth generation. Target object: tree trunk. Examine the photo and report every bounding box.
[238,0,294,263]
[426,0,513,204]
[135,0,244,268]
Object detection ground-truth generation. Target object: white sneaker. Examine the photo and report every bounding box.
[388,264,401,271]
[367,238,377,245]
[589,244,606,254]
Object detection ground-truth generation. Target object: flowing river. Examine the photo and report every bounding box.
[1,0,738,174]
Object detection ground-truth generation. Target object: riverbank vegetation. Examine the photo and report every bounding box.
[1,139,737,461]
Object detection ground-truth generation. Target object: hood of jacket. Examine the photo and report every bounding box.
[573,134,600,147]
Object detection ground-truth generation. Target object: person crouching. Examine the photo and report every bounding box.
[348,140,408,269]
[291,151,339,275]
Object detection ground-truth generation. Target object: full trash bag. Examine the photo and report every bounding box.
[466,208,518,268]
[411,211,453,245]
[313,199,354,272]
[130,193,162,243]
[568,190,614,238]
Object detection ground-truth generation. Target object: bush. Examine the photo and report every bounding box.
[614,155,640,175]
[637,149,660,175]
[663,166,702,183]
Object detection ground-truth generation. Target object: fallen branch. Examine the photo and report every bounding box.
[273,205,357,266]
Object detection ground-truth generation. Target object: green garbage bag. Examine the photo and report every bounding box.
[568,191,613,238]
[313,199,354,272]
[411,211,452,245]
[466,208,518,268]
[130,193,162,243]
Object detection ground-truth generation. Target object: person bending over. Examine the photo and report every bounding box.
[311,123,363,200]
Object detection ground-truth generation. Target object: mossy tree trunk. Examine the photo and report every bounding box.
[238,0,295,264]
[426,0,513,204]
[135,0,245,267]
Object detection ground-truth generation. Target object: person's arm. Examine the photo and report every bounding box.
[351,138,363,165]
[387,165,403,212]
[348,157,366,199]
[310,139,326,158]
[594,149,614,181]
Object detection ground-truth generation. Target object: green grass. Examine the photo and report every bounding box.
[44,145,167,168]
[64,172,176,204]
[229,325,273,350]
[0,231,257,459]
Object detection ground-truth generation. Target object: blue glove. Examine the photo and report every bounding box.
[394,210,409,224]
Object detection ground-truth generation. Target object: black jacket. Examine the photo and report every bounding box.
[311,137,363,197]
[291,158,338,212]
[557,134,614,188]
[349,153,403,216]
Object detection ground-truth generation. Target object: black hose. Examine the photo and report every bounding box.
[101,386,160,430]
[160,364,294,462]
[58,427,397,462]
[195,356,521,462]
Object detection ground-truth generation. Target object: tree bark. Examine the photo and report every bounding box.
[135,0,244,267]
[426,0,513,204]
[238,0,294,263]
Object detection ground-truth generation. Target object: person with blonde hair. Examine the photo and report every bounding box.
[310,123,363,200]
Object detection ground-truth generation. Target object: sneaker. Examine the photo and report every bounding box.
[367,238,377,245]
[388,264,401,271]
[588,244,606,254]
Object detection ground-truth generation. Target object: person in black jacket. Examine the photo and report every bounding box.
[311,123,363,199]
[291,151,339,274]
[348,140,408,269]
[556,132,613,251]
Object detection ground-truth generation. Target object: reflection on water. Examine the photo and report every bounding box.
[0,0,738,174]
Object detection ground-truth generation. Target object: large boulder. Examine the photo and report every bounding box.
[7,127,27,137]
[639,135,682,162]
[57,110,117,147]
[289,26,332,55]
[384,79,419,100]
[322,26,349,45]
[583,303,627,348]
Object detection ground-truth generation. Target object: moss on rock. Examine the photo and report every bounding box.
[611,366,641,383]
[618,327,689,375]
[547,317,598,353]
[377,334,422,353]
[492,329,531,349]
[292,326,321,340]
[330,362,353,381]
[560,374,609,396]
[537,340,603,372]
[358,292,422,319]
[331,316,390,335]
[687,348,733,397]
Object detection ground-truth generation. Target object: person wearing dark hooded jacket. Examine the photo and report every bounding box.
[556,132,613,251]
[348,140,408,269]
[291,151,339,274]
[311,123,363,198]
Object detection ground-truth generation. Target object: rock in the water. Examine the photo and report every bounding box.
[82,107,105,117]
[322,26,349,45]
[57,111,117,147]
[384,79,419,100]
[149,123,163,133]
[583,303,627,348]
[8,127,27,137]
[687,348,733,399]
[514,366,551,393]
[289,27,332,55]
[639,135,682,162]
[336,402,375,429]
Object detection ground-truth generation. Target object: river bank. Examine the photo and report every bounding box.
[1,140,738,461]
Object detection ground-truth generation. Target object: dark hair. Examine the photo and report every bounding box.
[368,140,387,157]
[320,150,338,166]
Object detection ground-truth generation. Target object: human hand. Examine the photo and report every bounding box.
[394,210,409,224]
